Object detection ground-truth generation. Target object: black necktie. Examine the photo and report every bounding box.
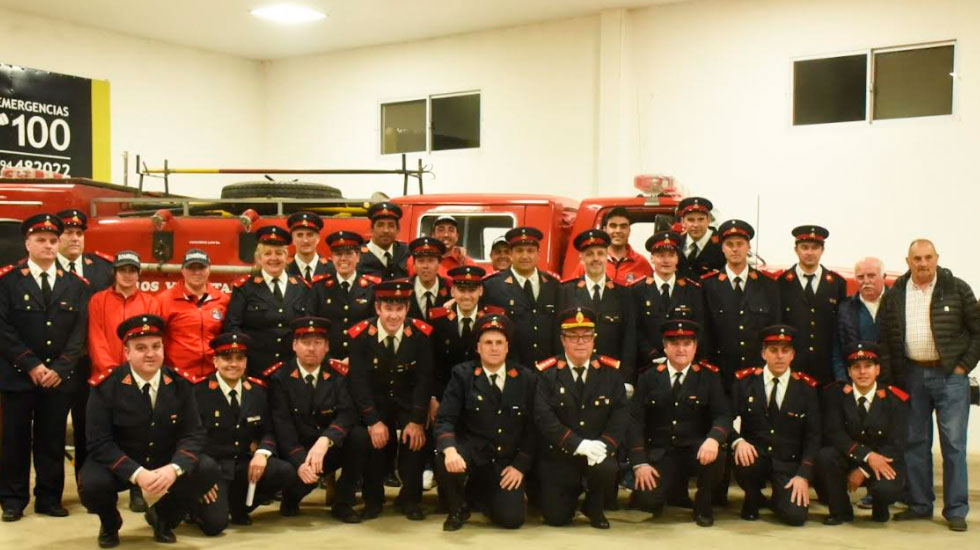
[142,383,153,411]
[304,265,313,283]
[229,389,241,420]
[40,272,52,306]
[424,291,434,316]
[489,373,502,398]
[341,281,350,294]
[523,279,534,303]
[68,261,77,274]
[385,335,396,355]
[660,283,671,303]
[804,274,816,300]
[383,251,392,267]
[461,317,473,340]
[672,371,683,400]
[733,276,744,298]
[591,284,601,308]
[573,367,586,399]
[304,374,315,389]
[768,378,780,417]
[271,278,283,302]
[857,396,868,423]
[687,244,699,262]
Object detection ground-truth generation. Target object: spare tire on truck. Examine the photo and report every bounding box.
[220,181,343,200]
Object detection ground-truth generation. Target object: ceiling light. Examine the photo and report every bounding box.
[251,4,326,25]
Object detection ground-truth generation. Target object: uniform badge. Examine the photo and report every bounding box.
[211,309,223,320]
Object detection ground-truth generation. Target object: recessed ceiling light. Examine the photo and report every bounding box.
[251,4,327,25]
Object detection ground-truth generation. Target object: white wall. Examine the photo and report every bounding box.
[0,7,264,195]
[261,16,600,200]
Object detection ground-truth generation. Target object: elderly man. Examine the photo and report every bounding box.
[834,257,887,381]
[879,239,979,532]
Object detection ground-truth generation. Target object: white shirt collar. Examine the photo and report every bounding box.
[725,264,749,285]
[584,272,606,289]
[293,253,320,274]
[377,321,404,344]
[57,253,82,274]
[653,272,676,290]
[130,367,162,390]
[216,375,243,403]
[565,355,591,381]
[27,259,58,284]
[795,264,823,289]
[484,365,506,390]
[512,268,539,286]
[667,361,692,383]
[336,271,357,287]
[297,360,321,386]
[909,275,937,294]
[367,240,393,264]
[414,276,439,295]
[261,269,288,292]
[685,229,713,252]
[854,382,877,406]
[764,366,791,386]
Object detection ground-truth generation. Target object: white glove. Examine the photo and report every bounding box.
[575,440,608,465]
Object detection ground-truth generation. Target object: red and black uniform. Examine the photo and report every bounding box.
[159,282,230,383]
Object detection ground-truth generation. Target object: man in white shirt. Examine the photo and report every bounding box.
[285,211,328,283]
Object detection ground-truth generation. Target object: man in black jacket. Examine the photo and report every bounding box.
[833,257,886,381]
[79,315,219,547]
[436,314,536,531]
[817,342,908,525]
[357,202,410,280]
[676,197,725,279]
[878,239,979,532]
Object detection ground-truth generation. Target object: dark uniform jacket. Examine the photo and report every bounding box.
[834,290,886,380]
[533,355,629,459]
[428,303,506,401]
[224,273,312,379]
[677,230,725,280]
[310,271,379,359]
[821,381,909,468]
[267,358,357,468]
[731,367,821,479]
[346,317,434,426]
[60,251,114,294]
[435,361,536,473]
[777,265,848,385]
[627,360,732,466]
[85,364,206,482]
[482,268,560,367]
[701,268,781,390]
[407,275,451,321]
[0,262,88,392]
[357,241,410,280]
[558,276,637,384]
[194,374,277,479]
[286,256,332,283]
[632,274,705,369]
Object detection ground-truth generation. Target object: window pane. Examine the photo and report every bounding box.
[381,100,426,154]
[419,213,513,261]
[793,54,867,125]
[873,45,954,120]
[431,93,480,151]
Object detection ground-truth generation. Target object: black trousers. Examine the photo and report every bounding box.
[70,357,92,474]
[436,452,526,529]
[733,455,808,525]
[283,426,369,510]
[633,446,727,519]
[364,417,425,509]
[193,455,296,535]
[78,455,220,529]
[0,388,71,511]
[538,452,618,526]
[816,446,905,519]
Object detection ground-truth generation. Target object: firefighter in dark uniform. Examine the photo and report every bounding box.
[266,317,367,522]
[190,332,297,533]
[559,229,637,389]
[676,197,725,279]
[436,314,536,531]
[407,236,451,321]
[817,342,908,524]
[311,231,380,360]
[482,226,560,367]
[633,230,705,373]
[79,315,219,547]
[534,307,629,529]
[224,225,312,379]
[346,280,434,520]
[0,213,89,522]
[55,209,113,479]
[628,319,731,527]
[357,202,411,280]
[701,219,781,392]
[776,225,848,385]
[285,211,330,283]
[731,325,821,525]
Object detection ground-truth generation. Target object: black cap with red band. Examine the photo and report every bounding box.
[290,317,331,338]
[21,213,64,237]
[210,332,252,355]
[117,314,166,342]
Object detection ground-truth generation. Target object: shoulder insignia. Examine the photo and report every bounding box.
[877,389,886,399]
[748,271,758,280]
[474,366,483,376]
[656,363,667,372]
[605,280,615,289]
[321,369,331,381]
[409,317,433,336]
[677,277,687,287]
[163,375,173,385]
[311,274,331,284]
[20,268,29,276]
[556,360,567,369]
[362,274,381,284]
[888,385,909,402]
[710,234,719,244]
[94,251,115,263]
[782,270,795,282]
[735,367,757,380]
[507,368,518,378]
[598,355,620,369]
[682,277,700,288]
[404,325,412,337]
[67,271,91,285]
[262,361,285,378]
[717,273,727,282]
[290,368,299,379]
[568,277,584,286]
[247,376,267,388]
[289,276,310,288]
[691,363,700,372]
[792,371,819,388]
[843,384,853,394]
[253,276,263,284]
[0,264,15,278]
[208,379,219,390]
[439,286,448,297]
[428,307,451,320]
[121,373,133,385]
[482,305,506,316]
[645,276,654,285]
[701,270,720,280]
[242,380,251,390]
[232,275,250,288]
[319,257,328,264]
[368,324,378,336]
[698,360,720,373]
[504,275,514,284]
[347,319,372,339]
[84,257,93,265]
[535,357,557,372]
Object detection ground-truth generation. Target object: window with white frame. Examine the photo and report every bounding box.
[793,42,954,125]
[381,91,480,154]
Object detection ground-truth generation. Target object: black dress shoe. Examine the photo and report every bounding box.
[948,517,968,532]
[871,503,890,523]
[823,515,853,526]
[331,506,361,524]
[145,507,176,544]
[403,506,426,521]
[129,487,147,513]
[588,512,610,529]
[383,474,402,488]
[1,509,23,522]
[98,525,120,548]
[360,505,382,520]
[894,510,931,521]
[279,502,300,517]
[695,514,714,527]
[740,509,760,521]
[443,512,464,531]
[35,504,69,517]
[229,512,253,525]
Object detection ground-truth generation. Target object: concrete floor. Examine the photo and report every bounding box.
[2,454,977,550]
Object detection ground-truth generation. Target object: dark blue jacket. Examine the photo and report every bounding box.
[833,290,885,381]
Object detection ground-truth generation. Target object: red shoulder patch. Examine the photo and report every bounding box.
[598,355,620,369]
[792,371,819,388]
[718,273,728,282]
[290,276,310,288]
[782,270,795,282]
[347,319,372,339]
[888,385,909,402]
[748,270,759,280]
[94,250,114,263]
[247,376,267,388]
[535,357,557,372]
[0,264,14,278]
[735,367,757,380]
[428,307,451,320]
[362,274,381,284]
[328,359,349,376]
[410,318,433,336]
[542,270,561,282]
[507,368,518,378]
[701,270,720,280]
[656,363,667,372]
[67,271,90,285]
[481,305,506,316]
[698,360,720,373]
[843,384,853,394]
[208,379,219,390]
[262,361,285,378]
[233,275,251,288]
[311,273,332,284]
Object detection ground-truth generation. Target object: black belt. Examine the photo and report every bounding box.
[909,358,942,368]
